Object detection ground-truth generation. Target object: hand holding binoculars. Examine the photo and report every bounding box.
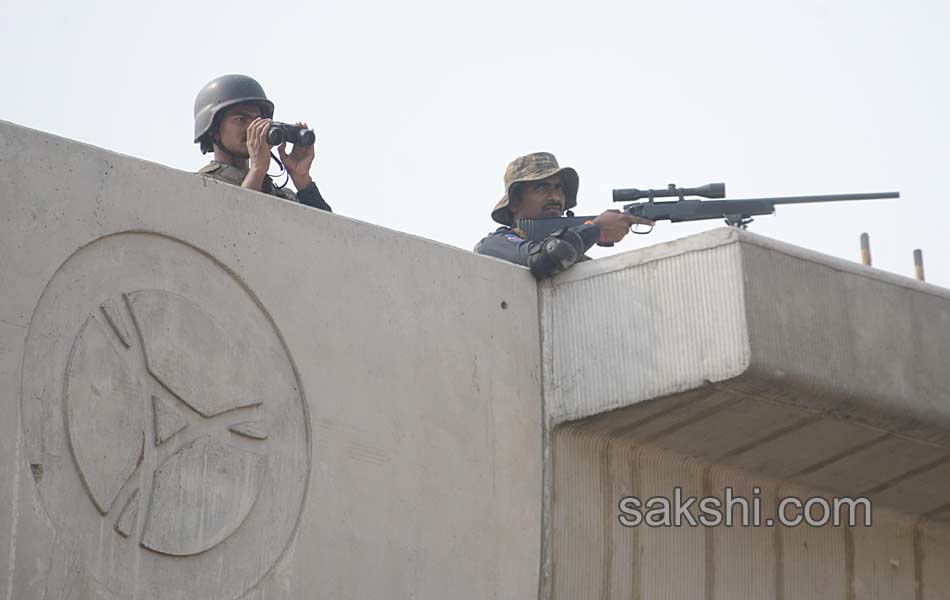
[266,122,316,147]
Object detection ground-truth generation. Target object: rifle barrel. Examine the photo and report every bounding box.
[731,192,899,205]
[515,191,899,242]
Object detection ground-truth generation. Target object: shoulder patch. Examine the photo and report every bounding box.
[492,226,527,243]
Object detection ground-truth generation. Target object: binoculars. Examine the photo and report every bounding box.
[266,122,316,147]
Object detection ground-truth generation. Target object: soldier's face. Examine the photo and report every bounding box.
[510,175,566,220]
[215,103,264,157]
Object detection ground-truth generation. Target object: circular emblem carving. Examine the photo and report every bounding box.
[20,233,310,600]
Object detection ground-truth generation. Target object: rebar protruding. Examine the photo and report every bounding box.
[914,249,925,281]
[860,233,872,266]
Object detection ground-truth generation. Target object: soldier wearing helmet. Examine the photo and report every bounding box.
[474,152,650,279]
[193,74,331,211]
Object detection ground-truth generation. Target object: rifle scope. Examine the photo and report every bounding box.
[613,182,726,203]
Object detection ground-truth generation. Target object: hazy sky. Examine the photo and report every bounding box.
[3,0,947,285]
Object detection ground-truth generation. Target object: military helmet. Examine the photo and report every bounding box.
[492,152,579,226]
[193,74,275,154]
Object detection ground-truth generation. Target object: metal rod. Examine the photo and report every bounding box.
[860,233,872,266]
[760,192,899,205]
[914,249,925,281]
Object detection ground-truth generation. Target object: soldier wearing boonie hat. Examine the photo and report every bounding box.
[475,152,648,279]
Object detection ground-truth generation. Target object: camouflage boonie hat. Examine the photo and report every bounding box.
[492,152,579,226]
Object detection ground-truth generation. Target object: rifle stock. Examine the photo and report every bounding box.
[517,216,599,244]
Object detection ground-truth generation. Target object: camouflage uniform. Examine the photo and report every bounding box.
[475,152,599,279]
[198,161,332,211]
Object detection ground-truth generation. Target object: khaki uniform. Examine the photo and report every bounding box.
[198,161,332,211]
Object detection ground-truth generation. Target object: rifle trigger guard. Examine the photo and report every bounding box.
[632,223,653,235]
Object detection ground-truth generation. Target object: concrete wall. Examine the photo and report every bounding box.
[540,228,950,599]
[4,120,950,600]
[0,121,542,600]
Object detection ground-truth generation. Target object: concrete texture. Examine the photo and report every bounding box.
[4,119,950,599]
[0,121,542,599]
[541,227,950,599]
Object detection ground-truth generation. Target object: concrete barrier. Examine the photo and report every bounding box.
[541,228,950,599]
[0,121,542,599]
[3,120,950,599]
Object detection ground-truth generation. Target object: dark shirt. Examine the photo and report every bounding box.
[198,161,332,212]
[474,223,600,278]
